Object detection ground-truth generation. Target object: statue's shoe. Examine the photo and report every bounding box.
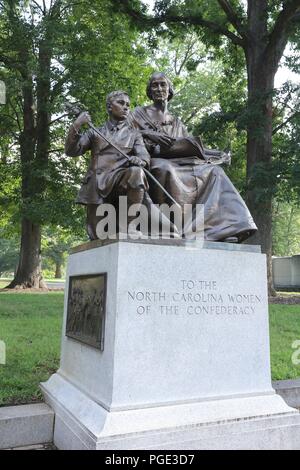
[222,236,239,243]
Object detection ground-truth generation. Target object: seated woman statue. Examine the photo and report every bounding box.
[128,72,257,242]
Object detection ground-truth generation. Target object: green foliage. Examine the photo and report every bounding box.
[0,237,19,276]
[270,82,300,204]
[1,0,300,276]
[62,2,152,121]
[41,225,84,278]
[273,202,300,256]
[0,0,153,273]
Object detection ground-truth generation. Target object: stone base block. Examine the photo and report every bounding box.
[42,373,300,450]
[274,379,300,410]
[0,404,54,449]
[41,240,300,449]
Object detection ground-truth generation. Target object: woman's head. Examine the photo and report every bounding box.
[146,72,174,102]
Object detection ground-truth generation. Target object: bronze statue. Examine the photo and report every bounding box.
[129,72,257,242]
[65,91,153,239]
[65,91,175,239]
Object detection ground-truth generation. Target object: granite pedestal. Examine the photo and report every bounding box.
[41,239,300,449]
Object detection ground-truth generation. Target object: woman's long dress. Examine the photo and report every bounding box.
[129,106,257,241]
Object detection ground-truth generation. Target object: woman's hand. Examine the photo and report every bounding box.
[141,130,175,148]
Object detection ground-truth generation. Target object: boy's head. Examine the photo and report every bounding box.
[106,91,130,121]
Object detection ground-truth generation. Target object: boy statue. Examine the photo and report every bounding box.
[65,91,152,240]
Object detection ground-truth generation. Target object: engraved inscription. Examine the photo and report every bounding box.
[127,279,262,317]
[66,274,106,350]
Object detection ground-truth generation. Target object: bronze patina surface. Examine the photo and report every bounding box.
[65,82,258,243]
[66,274,107,350]
[65,91,150,240]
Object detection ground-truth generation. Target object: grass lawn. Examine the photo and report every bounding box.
[0,278,65,289]
[269,303,300,380]
[0,292,64,406]
[0,292,299,406]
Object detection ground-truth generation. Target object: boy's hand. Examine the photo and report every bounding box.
[73,112,91,131]
[129,156,146,167]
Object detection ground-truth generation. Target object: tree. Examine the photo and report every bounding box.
[114,0,300,293]
[42,226,83,279]
[273,202,300,256]
[0,0,151,288]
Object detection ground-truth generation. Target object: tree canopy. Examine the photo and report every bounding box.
[1,0,300,290]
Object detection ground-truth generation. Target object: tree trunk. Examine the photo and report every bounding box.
[8,34,52,289]
[245,67,275,295]
[35,37,51,194]
[55,261,62,279]
[7,67,47,289]
[245,0,277,296]
[8,218,47,289]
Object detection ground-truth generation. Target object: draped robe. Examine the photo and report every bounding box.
[129,106,257,242]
